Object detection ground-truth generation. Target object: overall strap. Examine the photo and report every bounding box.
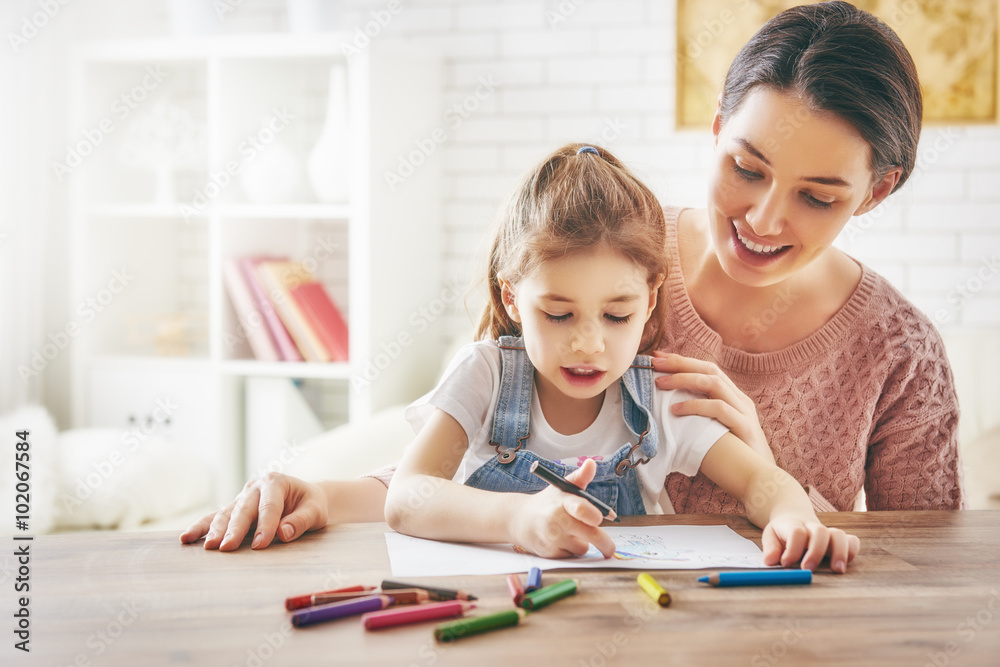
[488,336,533,464]
[615,354,660,475]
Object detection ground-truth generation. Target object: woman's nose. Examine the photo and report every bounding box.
[746,186,786,237]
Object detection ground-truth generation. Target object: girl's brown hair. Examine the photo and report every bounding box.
[475,143,667,355]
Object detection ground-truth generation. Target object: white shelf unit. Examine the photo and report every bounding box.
[68,34,443,501]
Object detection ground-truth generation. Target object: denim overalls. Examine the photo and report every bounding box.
[464,336,659,516]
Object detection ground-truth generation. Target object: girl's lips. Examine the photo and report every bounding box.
[561,367,606,387]
[730,221,791,267]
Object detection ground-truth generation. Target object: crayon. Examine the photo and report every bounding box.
[530,461,619,522]
[291,595,392,627]
[525,567,542,593]
[520,578,579,611]
[362,600,475,630]
[698,570,812,587]
[379,588,431,606]
[506,574,526,606]
[381,579,477,601]
[285,585,377,611]
[435,609,526,643]
[637,573,671,607]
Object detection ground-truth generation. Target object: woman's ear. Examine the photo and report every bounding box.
[854,167,902,216]
[711,94,724,147]
[499,279,521,323]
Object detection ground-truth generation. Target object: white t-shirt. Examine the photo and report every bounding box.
[405,341,730,514]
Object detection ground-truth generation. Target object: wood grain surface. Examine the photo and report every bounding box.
[18,511,1000,666]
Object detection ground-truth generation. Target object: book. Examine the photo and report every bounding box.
[222,259,280,362]
[239,256,304,362]
[290,281,349,362]
[255,260,330,363]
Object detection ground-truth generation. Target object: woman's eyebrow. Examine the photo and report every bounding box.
[736,137,853,188]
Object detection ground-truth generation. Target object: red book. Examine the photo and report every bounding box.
[290,281,349,362]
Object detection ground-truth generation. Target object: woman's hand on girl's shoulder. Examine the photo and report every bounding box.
[652,352,774,464]
[761,516,860,574]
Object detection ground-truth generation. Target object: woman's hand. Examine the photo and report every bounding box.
[510,459,617,559]
[180,472,330,551]
[762,516,860,573]
[652,351,773,464]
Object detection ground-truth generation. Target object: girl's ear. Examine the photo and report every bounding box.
[645,274,665,322]
[499,279,522,323]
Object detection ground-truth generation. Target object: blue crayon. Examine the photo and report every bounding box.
[526,567,543,593]
[698,570,812,587]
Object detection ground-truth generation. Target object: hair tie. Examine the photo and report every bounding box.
[577,146,599,156]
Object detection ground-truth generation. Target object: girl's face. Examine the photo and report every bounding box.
[502,245,660,405]
[707,86,899,287]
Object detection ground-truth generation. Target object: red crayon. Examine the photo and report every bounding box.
[506,574,526,606]
[285,585,376,611]
[362,600,475,630]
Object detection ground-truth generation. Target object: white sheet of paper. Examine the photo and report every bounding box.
[385,525,768,577]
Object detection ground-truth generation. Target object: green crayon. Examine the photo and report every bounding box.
[434,609,526,642]
[520,578,579,611]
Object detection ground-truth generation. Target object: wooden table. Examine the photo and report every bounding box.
[16,511,1000,666]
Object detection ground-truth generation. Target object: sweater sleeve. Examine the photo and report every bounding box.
[864,326,965,510]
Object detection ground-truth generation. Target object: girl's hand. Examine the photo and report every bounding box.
[180,472,329,551]
[652,351,773,464]
[511,459,617,559]
[761,516,860,573]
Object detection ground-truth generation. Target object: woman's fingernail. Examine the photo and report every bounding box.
[252,534,262,549]
[834,559,845,572]
[205,531,216,542]
[223,532,233,544]
[281,525,294,541]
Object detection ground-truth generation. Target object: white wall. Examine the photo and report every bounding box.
[25,0,1000,428]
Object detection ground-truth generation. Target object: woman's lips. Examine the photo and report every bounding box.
[730,221,791,266]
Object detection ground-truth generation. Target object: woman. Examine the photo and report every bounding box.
[181,1,963,552]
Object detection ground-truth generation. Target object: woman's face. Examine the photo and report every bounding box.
[707,86,897,287]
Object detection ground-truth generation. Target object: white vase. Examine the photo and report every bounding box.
[307,65,350,204]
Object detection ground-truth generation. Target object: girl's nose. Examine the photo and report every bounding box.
[570,320,604,355]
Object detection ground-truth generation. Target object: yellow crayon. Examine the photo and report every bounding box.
[637,572,671,607]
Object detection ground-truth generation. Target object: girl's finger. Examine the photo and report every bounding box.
[780,525,810,568]
[799,524,830,572]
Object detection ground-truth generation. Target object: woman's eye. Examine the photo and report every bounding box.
[545,312,571,323]
[732,162,762,181]
[802,192,834,209]
[605,314,632,324]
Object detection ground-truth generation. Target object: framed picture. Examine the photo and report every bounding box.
[676,0,999,129]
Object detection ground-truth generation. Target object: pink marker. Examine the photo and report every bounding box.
[361,600,475,630]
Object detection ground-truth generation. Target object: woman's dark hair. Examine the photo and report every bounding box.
[718,1,922,192]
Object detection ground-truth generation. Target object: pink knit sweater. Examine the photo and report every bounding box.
[660,207,965,512]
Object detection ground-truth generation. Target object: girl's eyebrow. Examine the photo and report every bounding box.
[736,137,853,188]
[540,293,640,304]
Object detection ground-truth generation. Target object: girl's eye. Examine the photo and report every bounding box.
[732,162,763,181]
[605,314,632,324]
[802,192,834,209]
[545,312,572,323]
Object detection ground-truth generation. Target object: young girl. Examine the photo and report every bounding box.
[384,143,859,572]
